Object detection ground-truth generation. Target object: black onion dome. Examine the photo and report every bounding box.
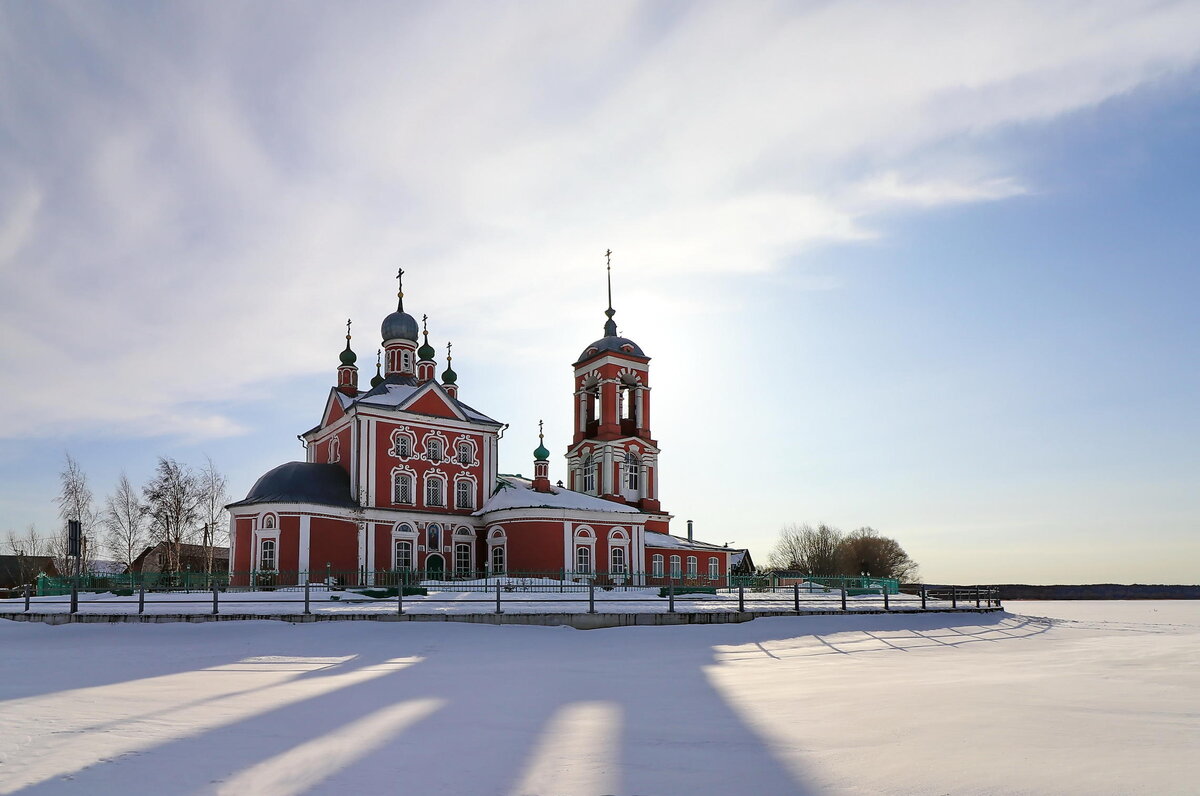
[577,336,646,363]
[230,462,358,509]
[381,310,419,342]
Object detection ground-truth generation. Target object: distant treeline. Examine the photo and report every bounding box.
[996,584,1200,600]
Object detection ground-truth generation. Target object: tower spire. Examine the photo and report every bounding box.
[396,267,405,312]
[603,249,617,337]
[371,348,384,387]
[336,318,359,395]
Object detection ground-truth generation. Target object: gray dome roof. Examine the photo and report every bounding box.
[381,310,419,342]
[576,336,646,362]
[231,462,358,509]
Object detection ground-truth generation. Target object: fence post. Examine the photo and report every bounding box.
[70,585,78,614]
[883,585,889,611]
[495,582,502,614]
[138,584,145,614]
[24,584,30,612]
[398,585,404,616]
[840,584,847,611]
[212,586,219,616]
[951,586,957,609]
[920,585,927,610]
[304,579,311,615]
[668,581,675,613]
[588,583,595,614]
[975,586,981,608]
[793,583,800,613]
[738,585,745,613]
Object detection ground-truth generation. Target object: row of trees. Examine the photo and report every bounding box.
[767,523,919,581]
[5,453,230,579]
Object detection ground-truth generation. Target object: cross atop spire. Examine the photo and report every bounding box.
[345,318,352,342]
[396,267,405,311]
[422,313,428,334]
[539,419,544,441]
[603,249,617,337]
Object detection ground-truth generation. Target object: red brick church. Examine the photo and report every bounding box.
[227,263,732,585]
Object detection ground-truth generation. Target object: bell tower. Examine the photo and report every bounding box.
[565,251,661,514]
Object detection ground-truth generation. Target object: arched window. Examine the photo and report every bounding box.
[425,474,445,507]
[576,545,592,574]
[625,452,640,492]
[611,546,627,574]
[391,431,413,459]
[581,458,596,494]
[328,437,340,463]
[455,479,473,510]
[669,555,682,579]
[686,556,697,578]
[652,554,664,578]
[708,556,720,580]
[259,539,276,571]
[427,524,441,551]
[262,514,276,530]
[395,540,413,571]
[457,441,473,465]
[491,545,505,574]
[426,437,444,463]
[393,471,414,504]
[455,543,471,576]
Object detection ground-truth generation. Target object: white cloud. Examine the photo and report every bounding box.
[1,0,1199,438]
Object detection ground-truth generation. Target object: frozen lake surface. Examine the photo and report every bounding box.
[1,600,1196,795]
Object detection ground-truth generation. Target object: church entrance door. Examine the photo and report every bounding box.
[426,553,445,580]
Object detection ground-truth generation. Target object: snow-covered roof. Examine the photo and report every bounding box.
[476,475,641,516]
[644,530,731,552]
[354,383,420,408]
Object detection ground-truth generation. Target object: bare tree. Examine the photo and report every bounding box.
[5,524,51,586]
[53,452,98,575]
[195,455,230,574]
[837,527,920,581]
[767,523,844,575]
[143,457,201,573]
[104,472,147,573]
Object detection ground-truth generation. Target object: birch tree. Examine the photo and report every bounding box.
[195,455,230,574]
[54,452,98,575]
[143,457,201,573]
[104,472,147,573]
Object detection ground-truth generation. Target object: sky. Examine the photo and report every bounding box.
[1,0,1198,584]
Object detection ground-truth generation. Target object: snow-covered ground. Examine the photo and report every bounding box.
[0,584,948,615]
[1,600,1196,795]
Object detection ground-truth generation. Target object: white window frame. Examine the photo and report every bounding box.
[425,472,446,507]
[391,428,416,459]
[487,527,507,574]
[686,556,697,579]
[709,556,720,580]
[581,458,596,494]
[624,452,640,492]
[652,554,664,578]
[455,478,474,510]
[454,437,477,466]
[392,467,416,505]
[394,539,414,571]
[610,546,626,574]
[454,543,472,577]
[328,437,340,463]
[423,432,448,463]
[669,555,682,579]
[258,538,277,572]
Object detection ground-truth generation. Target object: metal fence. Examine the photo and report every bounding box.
[31,569,902,596]
[5,580,1002,617]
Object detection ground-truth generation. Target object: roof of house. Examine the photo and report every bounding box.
[227,462,359,509]
[475,475,642,516]
[0,554,57,586]
[644,530,732,553]
[343,382,502,425]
